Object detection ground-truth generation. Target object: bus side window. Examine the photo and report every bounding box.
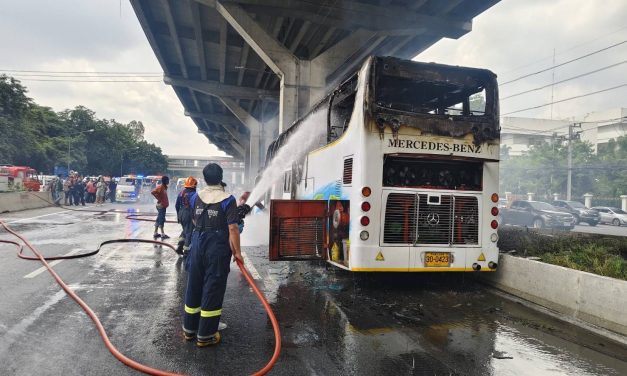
[328,77,358,143]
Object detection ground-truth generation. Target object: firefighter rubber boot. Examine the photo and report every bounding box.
[196,332,221,347]
[175,242,184,256]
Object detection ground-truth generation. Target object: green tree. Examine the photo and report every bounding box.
[0,76,168,176]
[500,137,618,200]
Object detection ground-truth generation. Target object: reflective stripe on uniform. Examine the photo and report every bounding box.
[184,305,201,314]
[200,309,222,318]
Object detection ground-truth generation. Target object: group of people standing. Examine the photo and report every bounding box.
[48,173,116,206]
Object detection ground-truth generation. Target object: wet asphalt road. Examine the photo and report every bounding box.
[0,203,626,376]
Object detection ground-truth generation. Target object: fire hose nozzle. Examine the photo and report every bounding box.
[237,204,252,221]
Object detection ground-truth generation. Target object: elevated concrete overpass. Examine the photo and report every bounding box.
[131,0,500,181]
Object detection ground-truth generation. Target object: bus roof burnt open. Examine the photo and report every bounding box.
[370,57,499,145]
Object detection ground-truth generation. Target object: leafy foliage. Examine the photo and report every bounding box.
[498,227,627,280]
[0,75,167,175]
[500,136,626,199]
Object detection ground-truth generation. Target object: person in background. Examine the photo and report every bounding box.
[86,178,96,203]
[182,163,243,347]
[73,176,85,206]
[54,175,63,204]
[175,176,197,256]
[49,176,58,202]
[96,176,107,206]
[64,175,73,205]
[151,176,170,240]
[109,179,117,203]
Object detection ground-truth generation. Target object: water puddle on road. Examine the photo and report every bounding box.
[256,260,627,376]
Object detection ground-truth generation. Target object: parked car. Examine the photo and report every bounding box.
[500,200,574,230]
[552,200,599,226]
[497,198,508,209]
[591,207,627,226]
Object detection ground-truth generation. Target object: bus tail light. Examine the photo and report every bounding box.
[491,193,499,203]
[360,216,370,226]
[490,220,498,229]
[361,187,371,197]
[491,207,499,216]
[360,231,369,240]
[488,261,498,269]
[361,202,371,212]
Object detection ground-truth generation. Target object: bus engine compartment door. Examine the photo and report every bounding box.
[269,199,328,261]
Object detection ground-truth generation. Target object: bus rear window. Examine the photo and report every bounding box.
[383,156,482,191]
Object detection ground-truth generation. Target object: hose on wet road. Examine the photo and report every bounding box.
[0,212,281,376]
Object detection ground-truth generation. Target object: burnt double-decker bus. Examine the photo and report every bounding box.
[267,56,500,272]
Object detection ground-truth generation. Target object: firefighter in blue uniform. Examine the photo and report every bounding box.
[182,163,243,347]
[175,176,198,256]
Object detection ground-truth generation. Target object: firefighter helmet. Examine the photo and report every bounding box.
[184,176,198,188]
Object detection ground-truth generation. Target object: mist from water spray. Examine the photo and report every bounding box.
[246,109,327,206]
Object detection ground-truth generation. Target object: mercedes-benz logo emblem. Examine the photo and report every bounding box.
[426,212,440,226]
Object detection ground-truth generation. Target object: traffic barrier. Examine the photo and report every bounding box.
[0,191,52,213]
[482,254,627,340]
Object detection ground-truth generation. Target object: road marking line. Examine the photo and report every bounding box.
[4,210,68,224]
[241,251,262,280]
[0,289,67,357]
[23,249,82,279]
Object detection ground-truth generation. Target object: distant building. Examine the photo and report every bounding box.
[579,108,627,153]
[167,155,245,188]
[501,108,627,156]
[501,117,571,156]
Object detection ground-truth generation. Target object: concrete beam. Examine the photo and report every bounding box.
[199,129,245,159]
[130,0,169,72]
[165,76,278,101]
[215,1,297,76]
[219,19,228,83]
[190,0,208,80]
[231,0,470,38]
[185,110,245,130]
[161,0,188,77]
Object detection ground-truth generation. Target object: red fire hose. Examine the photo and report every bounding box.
[0,214,281,376]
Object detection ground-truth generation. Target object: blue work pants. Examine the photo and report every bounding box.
[183,229,231,339]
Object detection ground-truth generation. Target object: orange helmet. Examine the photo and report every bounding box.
[184,176,198,188]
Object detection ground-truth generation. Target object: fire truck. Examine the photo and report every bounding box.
[0,165,42,191]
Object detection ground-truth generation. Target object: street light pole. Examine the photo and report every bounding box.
[566,123,581,201]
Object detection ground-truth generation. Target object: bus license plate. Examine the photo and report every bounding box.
[424,252,451,267]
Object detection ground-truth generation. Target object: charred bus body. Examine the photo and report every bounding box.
[266,56,500,272]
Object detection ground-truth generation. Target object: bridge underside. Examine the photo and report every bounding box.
[131,0,499,182]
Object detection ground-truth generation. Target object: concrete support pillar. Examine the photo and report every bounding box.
[220,97,261,185]
[553,193,560,201]
[583,193,594,208]
[620,195,627,211]
[527,192,535,201]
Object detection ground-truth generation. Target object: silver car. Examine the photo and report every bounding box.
[591,207,627,226]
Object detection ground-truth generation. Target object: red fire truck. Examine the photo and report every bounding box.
[0,165,42,191]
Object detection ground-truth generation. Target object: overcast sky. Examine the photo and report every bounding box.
[1,0,626,157]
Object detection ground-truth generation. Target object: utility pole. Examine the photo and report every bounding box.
[566,123,582,200]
